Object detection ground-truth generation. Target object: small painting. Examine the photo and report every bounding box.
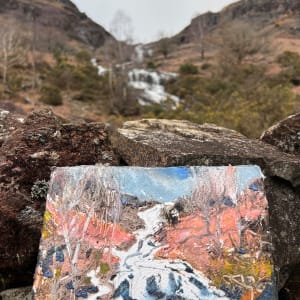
[33,165,275,299]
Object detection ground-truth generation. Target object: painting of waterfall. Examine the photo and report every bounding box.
[33,166,275,300]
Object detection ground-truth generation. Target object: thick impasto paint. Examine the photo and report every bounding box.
[33,166,275,300]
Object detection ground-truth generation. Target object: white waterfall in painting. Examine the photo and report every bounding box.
[110,204,229,300]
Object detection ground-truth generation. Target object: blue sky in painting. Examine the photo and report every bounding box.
[110,166,263,203]
[112,167,194,202]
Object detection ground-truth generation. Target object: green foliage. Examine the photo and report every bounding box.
[52,48,65,65]
[151,63,299,138]
[83,277,91,285]
[276,51,300,85]
[75,50,92,63]
[179,63,199,75]
[201,63,212,70]
[100,263,110,274]
[7,72,23,92]
[146,61,156,69]
[277,51,300,67]
[44,54,111,105]
[39,85,63,106]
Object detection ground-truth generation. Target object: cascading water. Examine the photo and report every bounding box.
[91,58,181,107]
[128,69,180,106]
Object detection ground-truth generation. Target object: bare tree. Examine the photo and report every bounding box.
[27,5,39,88]
[156,31,172,59]
[110,10,134,63]
[0,24,27,85]
[108,10,135,114]
[192,18,206,60]
[215,21,268,68]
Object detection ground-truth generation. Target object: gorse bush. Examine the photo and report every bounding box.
[146,61,156,69]
[179,63,199,75]
[39,85,63,106]
[277,51,300,67]
[41,53,111,106]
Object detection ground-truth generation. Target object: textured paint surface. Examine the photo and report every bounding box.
[33,166,275,299]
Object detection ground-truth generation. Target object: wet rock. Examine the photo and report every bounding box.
[261,113,300,156]
[112,119,300,292]
[0,109,118,291]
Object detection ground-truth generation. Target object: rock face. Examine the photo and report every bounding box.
[261,112,300,155]
[112,119,300,294]
[0,109,118,291]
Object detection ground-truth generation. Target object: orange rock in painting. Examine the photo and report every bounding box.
[155,188,269,274]
[46,201,135,249]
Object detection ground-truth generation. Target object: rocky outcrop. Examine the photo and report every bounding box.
[173,0,300,45]
[112,119,300,296]
[1,114,300,299]
[0,109,118,291]
[222,0,300,18]
[261,112,300,156]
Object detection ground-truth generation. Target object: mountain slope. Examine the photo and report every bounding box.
[0,0,115,51]
[148,0,300,72]
[174,0,300,45]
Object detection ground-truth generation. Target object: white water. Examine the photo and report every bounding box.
[111,204,229,300]
[91,58,107,76]
[128,69,180,106]
[91,58,181,107]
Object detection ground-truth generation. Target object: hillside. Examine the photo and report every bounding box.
[0,0,115,51]
[0,0,300,138]
[0,0,119,122]
[150,0,300,71]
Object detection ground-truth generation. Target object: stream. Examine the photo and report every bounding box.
[111,204,229,300]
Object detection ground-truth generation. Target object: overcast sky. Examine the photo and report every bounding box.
[71,0,238,43]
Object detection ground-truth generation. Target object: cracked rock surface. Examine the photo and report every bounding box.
[0,109,118,290]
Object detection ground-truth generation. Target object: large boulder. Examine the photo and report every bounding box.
[0,109,118,291]
[112,119,300,295]
[261,112,300,156]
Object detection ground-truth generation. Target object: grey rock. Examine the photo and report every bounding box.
[112,119,300,290]
[261,112,300,156]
